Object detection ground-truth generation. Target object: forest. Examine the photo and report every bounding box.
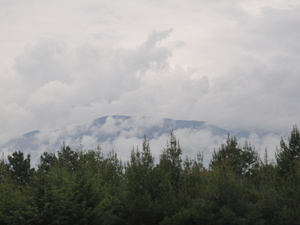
[1,126,300,225]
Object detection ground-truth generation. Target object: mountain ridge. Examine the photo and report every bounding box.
[1,115,229,160]
[2,115,279,167]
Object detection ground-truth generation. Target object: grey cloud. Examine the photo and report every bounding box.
[145,29,173,47]
[1,115,232,167]
[13,40,73,103]
[257,6,300,38]
[181,75,209,95]
[202,63,300,133]
[172,41,186,48]
[14,41,72,83]
[3,114,284,168]
[232,6,300,54]
[1,28,174,137]
[73,29,173,102]
[2,0,300,159]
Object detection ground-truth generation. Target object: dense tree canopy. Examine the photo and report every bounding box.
[210,135,259,178]
[1,127,300,224]
[7,150,35,184]
[276,125,300,177]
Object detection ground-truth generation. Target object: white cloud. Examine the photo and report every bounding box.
[1,0,300,166]
[99,117,120,136]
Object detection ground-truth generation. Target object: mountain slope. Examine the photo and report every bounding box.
[1,115,232,165]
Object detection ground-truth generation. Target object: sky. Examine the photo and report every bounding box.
[1,0,300,160]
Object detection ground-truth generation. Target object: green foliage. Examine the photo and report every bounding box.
[159,131,183,192]
[7,151,35,184]
[210,135,259,178]
[0,157,9,182]
[57,143,79,173]
[0,181,36,225]
[276,125,300,177]
[181,152,205,198]
[119,136,158,224]
[3,126,300,224]
[38,151,57,174]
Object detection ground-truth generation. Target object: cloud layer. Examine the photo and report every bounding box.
[1,0,300,161]
[2,115,281,167]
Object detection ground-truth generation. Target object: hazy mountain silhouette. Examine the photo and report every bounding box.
[2,115,229,155]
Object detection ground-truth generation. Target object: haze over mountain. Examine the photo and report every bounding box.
[1,115,284,167]
[1,1,300,152]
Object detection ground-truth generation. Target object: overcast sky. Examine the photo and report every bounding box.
[1,0,300,149]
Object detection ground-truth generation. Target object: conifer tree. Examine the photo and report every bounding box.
[159,131,183,192]
[210,135,259,178]
[276,125,300,177]
[7,151,35,184]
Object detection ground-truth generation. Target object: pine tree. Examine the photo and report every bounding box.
[7,151,35,184]
[159,130,183,192]
[276,125,300,177]
[210,135,259,178]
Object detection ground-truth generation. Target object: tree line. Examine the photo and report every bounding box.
[1,126,300,224]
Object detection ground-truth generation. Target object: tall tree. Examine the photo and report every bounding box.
[159,130,183,192]
[57,143,79,173]
[152,131,184,222]
[276,125,300,177]
[182,151,204,198]
[38,151,57,175]
[121,136,157,224]
[210,135,259,178]
[7,151,35,184]
[0,155,9,183]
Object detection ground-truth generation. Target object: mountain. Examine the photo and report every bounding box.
[0,115,268,166]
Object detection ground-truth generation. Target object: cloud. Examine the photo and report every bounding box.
[14,40,72,88]
[1,0,300,167]
[145,29,173,47]
[0,113,289,168]
[0,28,175,141]
[99,117,120,136]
